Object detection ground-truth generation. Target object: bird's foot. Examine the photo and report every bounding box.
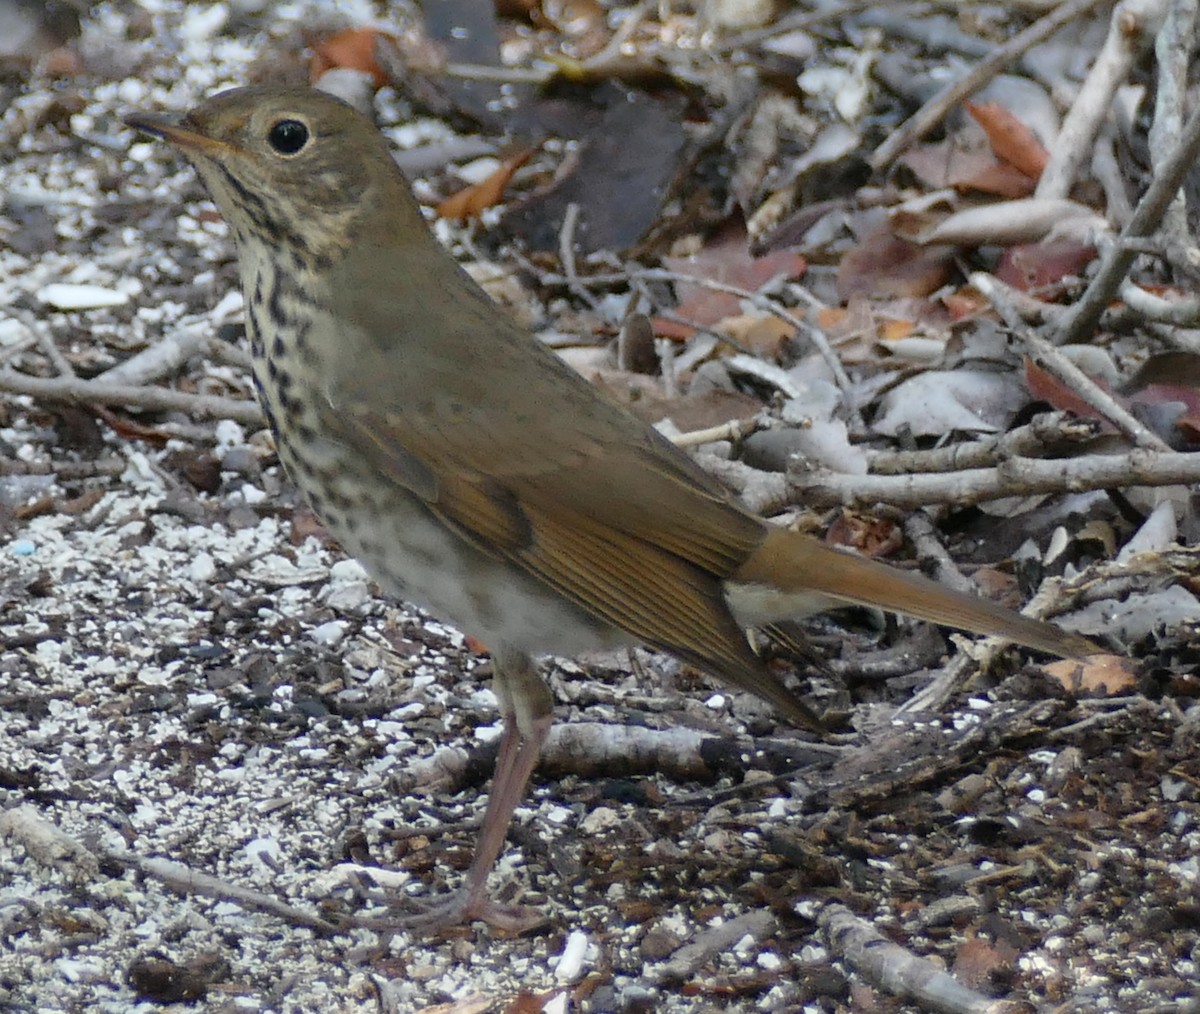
[342,887,547,935]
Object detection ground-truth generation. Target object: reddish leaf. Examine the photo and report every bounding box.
[1043,655,1138,696]
[435,148,535,220]
[824,512,904,558]
[1023,359,1118,431]
[964,100,1050,179]
[952,936,1017,991]
[311,28,394,88]
[899,138,1035,198]
[942,287,988,320]
[837,228,955,301]
[995,239,1097,295]
[657,220,805,337]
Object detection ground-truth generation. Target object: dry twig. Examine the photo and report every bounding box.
[1049,93,1200,345]
[821,903,998,1014]
[0,370,262,425]
[870,0,1110,170]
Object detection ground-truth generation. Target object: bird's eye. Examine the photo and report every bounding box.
[266,119,309,155]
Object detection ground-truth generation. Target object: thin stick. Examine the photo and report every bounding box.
[703,446,1200,514]
[1036,0,1167,199]
[99,842,339,933]
[1050,96,1200,345]
[5,309,75,377]
[870,0,1111,170]
[975,272,1171,449]
[0,370,263,425]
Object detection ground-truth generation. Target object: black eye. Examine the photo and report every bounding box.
[267,119,309,155]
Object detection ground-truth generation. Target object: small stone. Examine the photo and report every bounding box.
[38,283,129,310]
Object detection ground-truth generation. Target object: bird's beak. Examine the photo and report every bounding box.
[124,112,231,156]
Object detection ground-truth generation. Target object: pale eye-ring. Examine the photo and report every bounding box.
[267,119,309,155]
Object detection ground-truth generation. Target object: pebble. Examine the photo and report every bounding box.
[38,283,129,310]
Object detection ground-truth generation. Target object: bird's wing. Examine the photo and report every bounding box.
[314,388,822,733]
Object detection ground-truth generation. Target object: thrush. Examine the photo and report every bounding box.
[126,86,1095,932]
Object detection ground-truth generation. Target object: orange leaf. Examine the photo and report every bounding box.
[436,149,535,220]
[1043,654,1138,696]
[964,100,1049,180]
[311,27,394,88]
[942,288,988,320]
[1024,359,1119,431]
[463,634,492,656]
[817,306,848,329]
[879,318,916,342]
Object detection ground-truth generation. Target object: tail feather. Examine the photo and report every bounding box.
[729,528,1097,659]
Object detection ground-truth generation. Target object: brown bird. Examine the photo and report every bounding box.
[125,87,1094,931]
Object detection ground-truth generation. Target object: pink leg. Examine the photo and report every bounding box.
[352,648,554,933]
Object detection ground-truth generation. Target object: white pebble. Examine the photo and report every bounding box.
[329,559,369,582]
[310,621,347,645]
[38,283,129,310]
[553,929,589,982]
[189,553,217,583]
[580,806,620,834]
[180,2,229,41]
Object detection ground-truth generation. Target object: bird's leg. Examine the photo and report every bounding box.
[357,648,554,933]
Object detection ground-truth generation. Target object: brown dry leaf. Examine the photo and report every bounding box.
[1124,352,1200,447]
[666,225,807,300]
[955,160,1038,199]
[898,137,1035,198]
[436,148,535,220]
[952,935,1017,991]
[942,287,989,320]
[1043,654,1138,696]
[1024,359,1119,432]
[971,566,1022,608]
[310,27,394,88]
[836,227,955,301]
[964,100,1050,179]
[995,238,1097,295]
[824,512,904,558]
[656,222,806,337]
[716,314,795,360]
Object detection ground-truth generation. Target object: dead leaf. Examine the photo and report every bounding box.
[503,989,567,1013]
[824,512,904,558]
[1024,359,1119,432]
[952,935,1017,992]
[656,221,806,337]
[311,27,394,88]
[1043,654,1138,696]
[898,137,1036,199]
[995,239,1097,295]
[965,100,1050,179]
[436,148,535,220]
[715,314,795,360]
[836,228,955,301]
